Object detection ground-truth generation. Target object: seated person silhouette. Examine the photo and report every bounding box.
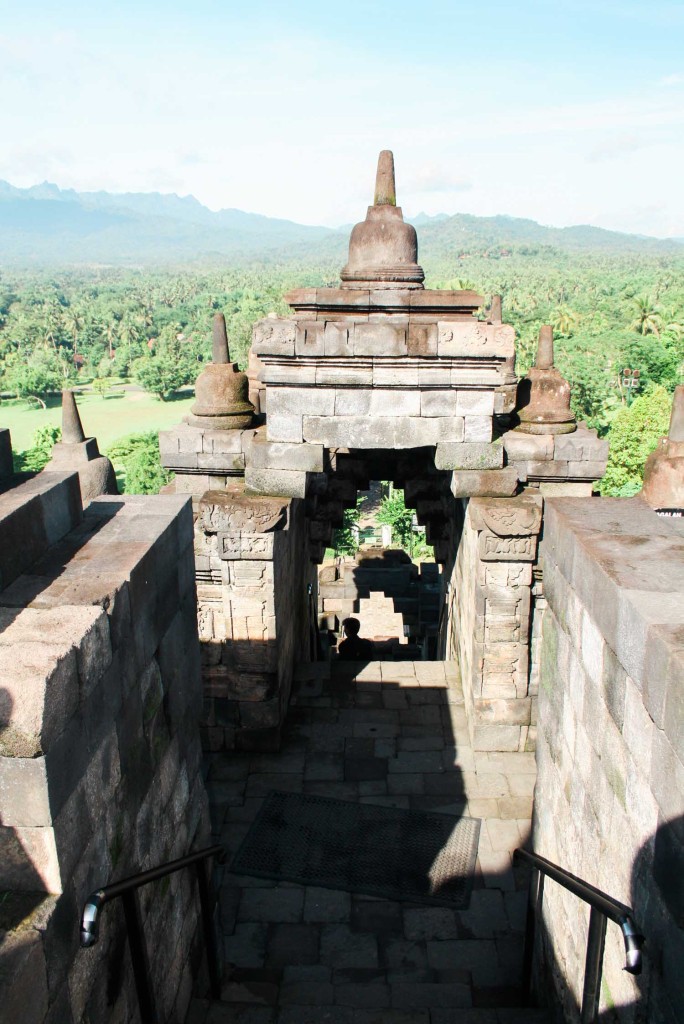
[337,617,373,660]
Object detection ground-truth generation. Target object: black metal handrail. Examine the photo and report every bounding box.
[80,844,225,1024]
[514,848,644,1024]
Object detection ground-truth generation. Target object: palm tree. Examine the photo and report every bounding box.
[552,306,579,337]
[630,296,662,337]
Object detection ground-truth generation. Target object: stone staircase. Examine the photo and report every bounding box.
[185,661,552,1024]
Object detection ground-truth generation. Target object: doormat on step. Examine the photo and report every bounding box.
[230,791,481,909]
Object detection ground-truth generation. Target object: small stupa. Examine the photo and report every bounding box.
[340,150,424,289]
[44,390,118,503]
[188,313,255,429]
[641,385,684,512]
[515,326,576,435]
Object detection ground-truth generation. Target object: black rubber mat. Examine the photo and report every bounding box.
[230,791,481,909]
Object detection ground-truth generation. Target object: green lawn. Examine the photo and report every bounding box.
[1,387,195,453]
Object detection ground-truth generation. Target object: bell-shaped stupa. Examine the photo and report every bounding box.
[44,390,118,503]
[641,385,684,511]
[340,150,424,289]
[515,326,577,435]
[189,313,255,429]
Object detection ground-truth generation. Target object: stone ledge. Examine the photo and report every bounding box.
[543,496,684,745]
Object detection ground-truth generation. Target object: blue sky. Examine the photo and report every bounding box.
[1,1,683,236]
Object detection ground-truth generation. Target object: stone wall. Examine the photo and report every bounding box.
[534,496,684,1023]
[195,484,316,752]
[0,475,210,1024]
[442,493,540,752]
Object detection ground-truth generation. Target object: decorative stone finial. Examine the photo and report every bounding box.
[489,296,503,324]
[212,313,230,364]
[641,385,684,512]
[340,150,424,290]
[515,326,576,435]
[374,150,396,206]
[62,389,86,444]
[188,314,255,430]
[44,390,118,503]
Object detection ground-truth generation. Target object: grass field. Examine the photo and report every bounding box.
[1,387,195,453]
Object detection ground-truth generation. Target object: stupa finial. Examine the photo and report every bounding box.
[374,150,396,207]
[61,389,86,444]
[536,325,555,370]
[212,313,230,364]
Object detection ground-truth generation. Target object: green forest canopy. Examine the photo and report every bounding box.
[0,246,682,497]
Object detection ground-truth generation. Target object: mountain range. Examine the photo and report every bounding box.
[0,180,681,266]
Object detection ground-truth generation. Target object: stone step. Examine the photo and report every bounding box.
[186,996,553,1023]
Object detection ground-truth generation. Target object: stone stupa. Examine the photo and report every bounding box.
[188,313,255,430]
[340,150,425,289]
[515,326,576,435]
[641,384,684,512]
[44,390,118,503]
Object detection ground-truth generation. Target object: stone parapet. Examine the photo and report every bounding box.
[0,471,82,592]
[159,421,257,474]
[502,424,608,485]
[534,495,684,1022]
[0,427,13,478]
[0,487,208,1024]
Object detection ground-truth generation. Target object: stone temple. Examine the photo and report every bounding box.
[0,152,682,1024]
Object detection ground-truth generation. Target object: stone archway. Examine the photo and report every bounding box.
[159,150,608,756]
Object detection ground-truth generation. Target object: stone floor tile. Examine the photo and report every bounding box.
[388,750,445,773]
[503,891,527,933]
[457,889,508,939]
[209,757,251,782]
[304,753,345,782]
[345,738,375,757]
[303,887,351,923]
[398,735,445,752]
[224,923,268,968]
[358,793,410,809]
[351,898,402,934]
[248,753,306,774]
[220,886,241,934]
[354,691,384,709]
[382,690,410,710]
[266,923,320,968]
[390,982,472,1009]
[221,979,279,1005]
[466,798,501,819]
[403,907,460,942]
[320,924,378,969]
[277,1006,354,1024]
[354,1011,429,1024]
[185,997,210,1024]
[238,888,304,924]
[379,937,428,972]
[304,781,359,800]
[373,737,396,758]
[281,964,330,983]
[353,721,399,738]
[387,773,424,795]
[484,819,522,854]
[334,984,390,1008]
[507,773,536,796]
[344,757,387,782]
[358,780,387,796]
[426,938,499,985]
[430,1011,498,1024]
[279,981,334,1005]
[245,774,304,798]
[206,1004,276,1024]
[496,796,533,820]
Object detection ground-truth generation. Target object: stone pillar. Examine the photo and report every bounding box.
[448,494,542,751]
[194,483,314,751]
[0,428,12,479]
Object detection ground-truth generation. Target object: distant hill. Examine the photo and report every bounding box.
[0,180,681,266]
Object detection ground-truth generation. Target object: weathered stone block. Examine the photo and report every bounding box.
[369,390,420,417]
[267,387,335,418]
[315,365,373,386]
[408,323,438,356]
[567,460,608,479]
[554,428,609,463]
[451,469,519,500]
[435,441,504,471]
[295,321,325,357]
[503,431,554,462]
[334,390,371,415]
[266,414,303,443]
[248,440,324,473]
[323,323,352,357]
[252,318,296,356]
[437,321,514,358]
[464,416,493,442]
[456,391,496,416]
[245,467,308,499]
[0,427,12,478]
[302,416,439,449]
[353,322,407,356]
[420,390,459,417]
